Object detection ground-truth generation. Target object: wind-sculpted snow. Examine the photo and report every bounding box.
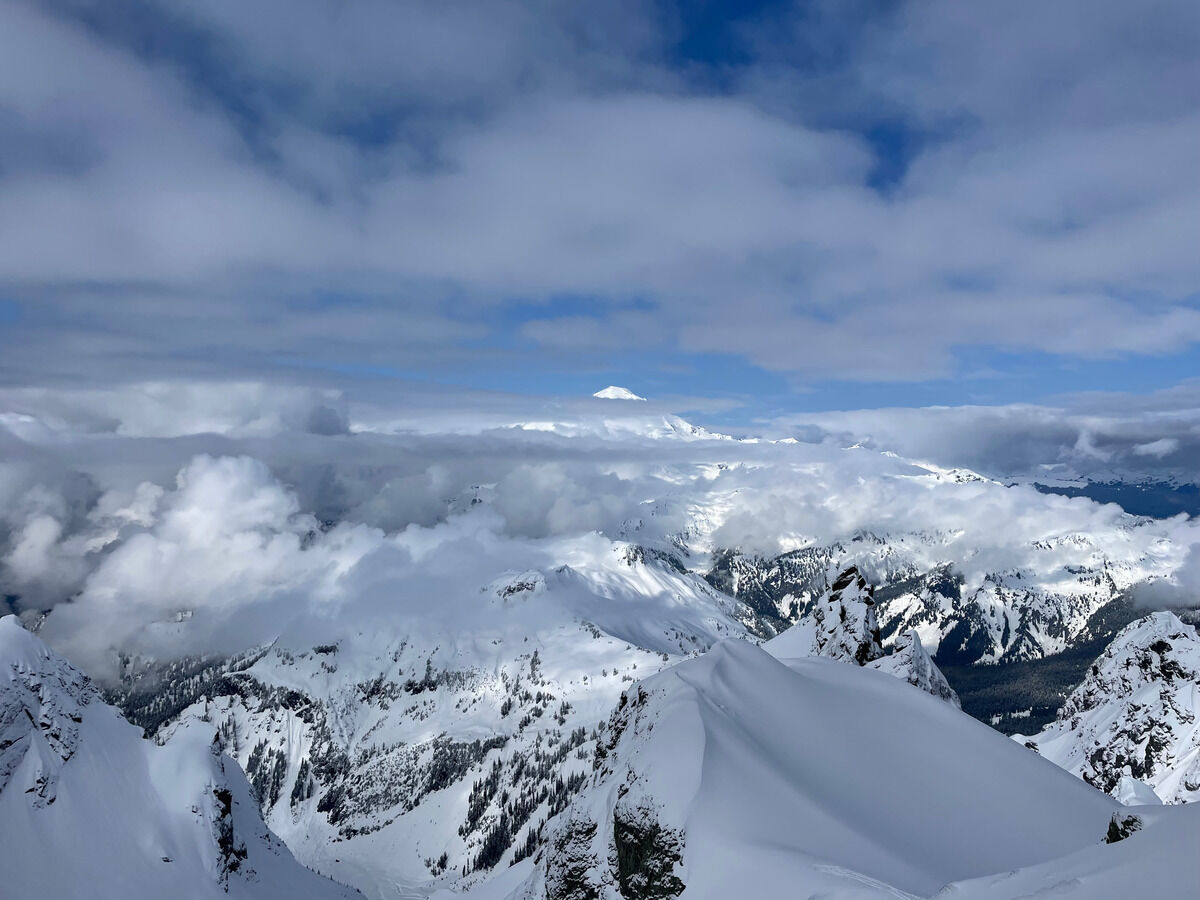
[495,640,1117,899]
[939,803,1200,899]
[0,616,359,900]
[1018,611,1200,803]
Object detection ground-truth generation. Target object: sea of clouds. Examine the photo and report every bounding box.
[2,380,1199,678]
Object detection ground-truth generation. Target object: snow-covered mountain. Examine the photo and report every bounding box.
[5,396,1200,898]
[474,639,1118,900]
[705,538,1147,666]
[592,386,646,401]
[1017,611,1200,804]
[763,566,960,706]
[95,528,1176,898]
[114,541,761,899]
[0,615,359,900]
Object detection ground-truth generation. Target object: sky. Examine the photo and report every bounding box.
[0,0,1198,428]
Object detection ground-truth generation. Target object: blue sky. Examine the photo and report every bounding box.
[0,0,1198,427]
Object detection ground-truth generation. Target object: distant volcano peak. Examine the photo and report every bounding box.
[593,385,647,401]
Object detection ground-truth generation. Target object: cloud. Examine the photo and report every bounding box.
[1133,544,1200,609]
[1133,438,1181,459]
[2,381,1197,678]
[4,2,1200,675]
[768,384,1200,481]
[0,1,1197,389]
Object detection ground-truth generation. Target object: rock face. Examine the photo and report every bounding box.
[764,567,960,706]
[0,616,359,900]
[762,566,884,664]
[505,639,1116,900]
[875,628,962,708]
[512,681,689,900]
[1017,611,1200,804]
[0,616,90,805]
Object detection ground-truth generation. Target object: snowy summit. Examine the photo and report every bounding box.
[592,386,646,401]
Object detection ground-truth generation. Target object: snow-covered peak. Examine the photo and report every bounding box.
[1018,611,1200,804]
[874,628,961,707]
[0,616,359,899]
[763,568,959,705]
[504,639,1115,900]
[592,386,646,401]
[0,615,91,801]
[764,566,884,664]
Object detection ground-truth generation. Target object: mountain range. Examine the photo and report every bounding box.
[3,396,1200,898]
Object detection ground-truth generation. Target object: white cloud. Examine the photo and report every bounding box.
[0,1,1197,386]
[1133,438,1180,458]
[1,382,1196,678]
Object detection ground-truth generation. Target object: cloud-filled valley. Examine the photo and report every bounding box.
[3,381,1198,679]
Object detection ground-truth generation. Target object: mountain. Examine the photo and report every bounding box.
[479,639,1117,899]
[0,615,358,900]
[762,566,884,664]
[762,566,960,706]
[706,539,1144,667]
[874,628,961,707]
[113,541,762,899]
[1017,611,1200,804]
[592,387,647,401]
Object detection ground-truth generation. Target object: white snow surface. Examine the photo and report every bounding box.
[1017,611,1200,803]
[0,615,358,900]
[476,640,1118,899]
[940,803,1200,899]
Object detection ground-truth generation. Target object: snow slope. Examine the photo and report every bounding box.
[0,615,359,900]
[1017,611,1200,803]
[499,639,1116,899]
[941,803,1200,899]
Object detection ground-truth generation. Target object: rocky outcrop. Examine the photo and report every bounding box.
[1018,612,1200,803]
[765,568,959,706]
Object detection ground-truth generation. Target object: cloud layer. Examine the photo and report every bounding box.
[1,0,1198,391]
[3,381,1198,676]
